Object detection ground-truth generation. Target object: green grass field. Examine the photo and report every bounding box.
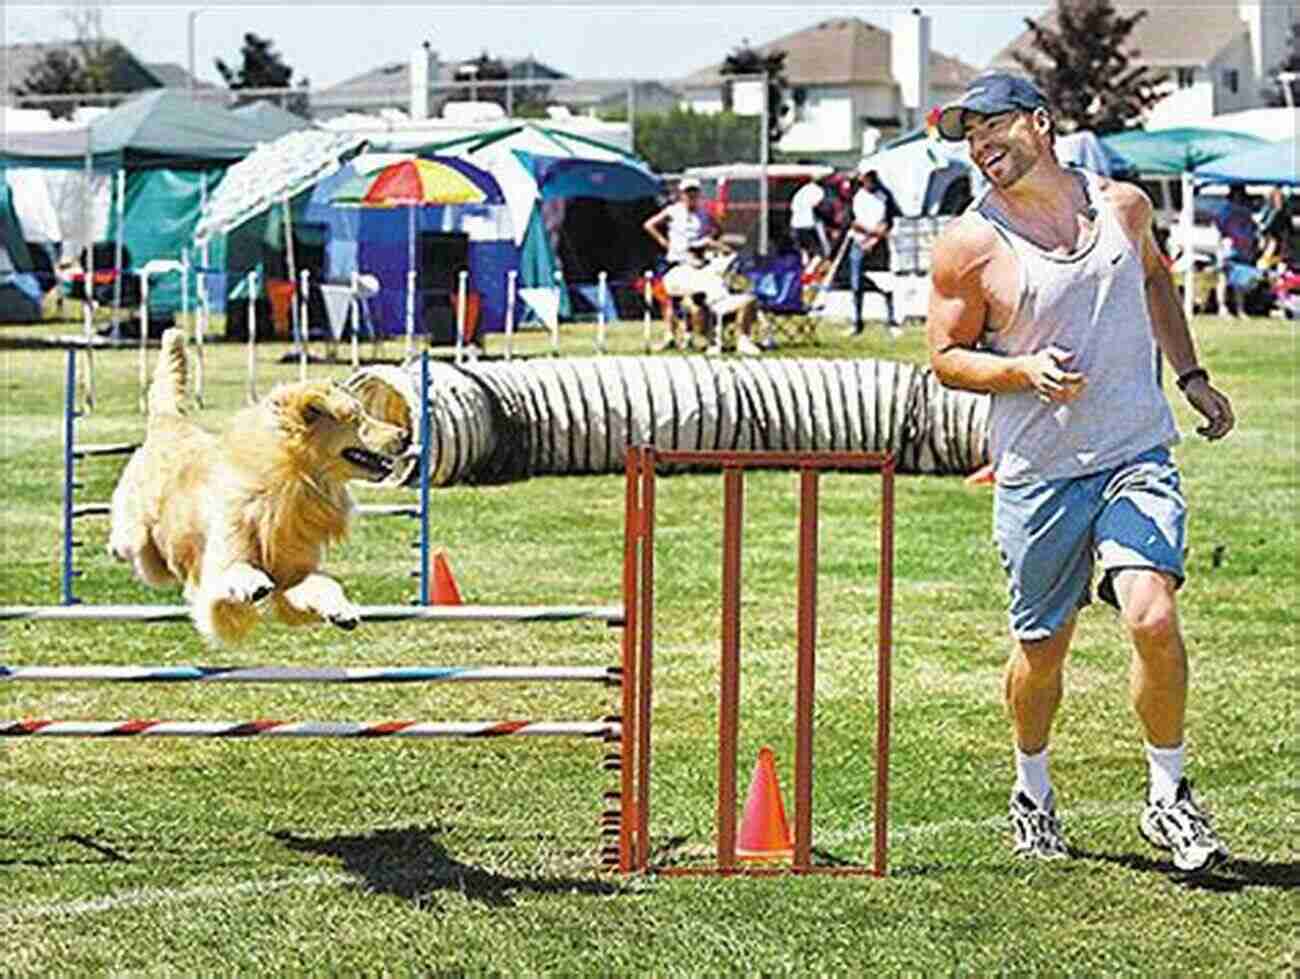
[0,315,1295,975]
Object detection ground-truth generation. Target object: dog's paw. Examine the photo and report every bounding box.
[329,609,360,631]
[217,564,275,605]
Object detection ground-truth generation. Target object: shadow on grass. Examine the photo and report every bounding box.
[1078,849,1300,892]
[0,834,131,868]
[271,825,623,909]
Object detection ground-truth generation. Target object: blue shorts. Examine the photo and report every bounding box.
[993,446,1186,641]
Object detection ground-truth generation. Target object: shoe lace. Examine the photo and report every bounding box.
[1170,797,1219,846]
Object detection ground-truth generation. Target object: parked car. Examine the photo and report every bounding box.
[683,163,834,252]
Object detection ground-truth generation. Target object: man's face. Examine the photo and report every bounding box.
[965,110,1044,190]
[682,187,700,205]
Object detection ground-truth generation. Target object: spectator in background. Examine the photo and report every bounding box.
[1213,185,1258,319]
[1256,187,1291,270]
[847,166,899,336]
[789,174,830,271]
[643,177,720,349]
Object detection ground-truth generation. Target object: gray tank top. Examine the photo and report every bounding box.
[976,170,1178,484]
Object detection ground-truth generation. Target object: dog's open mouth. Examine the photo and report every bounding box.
[342,447,395,477]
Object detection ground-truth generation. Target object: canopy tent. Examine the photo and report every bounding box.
[417,124,662,322]
[865,128,1130,217]
[1192,139,1300,186]
[230,101,315,140]
[0,91,291,317]
[301,154,516,339]
[1099,128,1270,176]
[0,174,43,322]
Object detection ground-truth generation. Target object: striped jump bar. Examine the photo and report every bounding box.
[0,604,625,625]
[0,719,622,739]
[0,665,621,685]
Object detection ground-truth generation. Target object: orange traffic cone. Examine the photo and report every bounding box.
[964,463,995,487]
[736,746,794,862]
[427,549,463,605]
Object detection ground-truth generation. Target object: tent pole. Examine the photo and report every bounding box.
[110,168,125,337]
[596,270,608,353]
[282,194,300,364]
[551,268,562,354]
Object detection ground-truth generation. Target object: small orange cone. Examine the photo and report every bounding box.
[964,463,995,487]
[428,549,463,605]
[736,746,794,862]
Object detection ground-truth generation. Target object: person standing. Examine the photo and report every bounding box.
[1214,185,1258,318]
[846,166,899,336]
[926,73,1235,873]
[643,177,718,349]
[789,174,830,271]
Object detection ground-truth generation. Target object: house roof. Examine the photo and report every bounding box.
[678,17,981,89]
[990,2,1248,71]
[143,62,218,91]
[316,55,570,105]
[0,40,162,99]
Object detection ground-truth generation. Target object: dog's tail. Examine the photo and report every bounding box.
[148,328,190,419]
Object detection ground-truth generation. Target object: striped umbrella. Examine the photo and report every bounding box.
[331,156,504,352]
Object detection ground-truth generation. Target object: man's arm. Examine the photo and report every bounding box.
[643,207,671,252]
[1121,185,1235,440]
[926,216,1085,400]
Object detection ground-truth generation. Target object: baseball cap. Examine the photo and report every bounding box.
[679,177,701,191]
[936,72,1048,142]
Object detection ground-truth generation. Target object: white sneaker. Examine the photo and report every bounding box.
[1139,778,1230,874]
[1009,789,1069,860]
[736,334,762,357]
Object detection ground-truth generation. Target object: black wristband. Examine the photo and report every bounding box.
[1176,367,1209,391]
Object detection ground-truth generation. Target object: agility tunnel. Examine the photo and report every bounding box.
[344,355,990,487]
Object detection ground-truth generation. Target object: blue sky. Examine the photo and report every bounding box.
[5,2,1048,89]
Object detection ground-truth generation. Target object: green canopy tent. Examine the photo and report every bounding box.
[1099,127,1270,175]
[1100,128,1273,322]
[0,90,289,321]
[0,174,42,323]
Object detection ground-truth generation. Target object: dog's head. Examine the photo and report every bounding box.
[265,380,411,483]
[336,366,423,485]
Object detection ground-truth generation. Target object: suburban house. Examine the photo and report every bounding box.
[675,17,982,164]
[0,40,163,107]
[311,51,603,121]
[991,0,1298,129]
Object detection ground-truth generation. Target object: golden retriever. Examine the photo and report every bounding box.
[108,329,411,646]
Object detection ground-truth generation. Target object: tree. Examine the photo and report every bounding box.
[12,7,132,118]
[1264,20,1300,106]
[719,43,795,154]
[632,106,760,174]
[449,52,510,107]
[1012,0,1165,134]
[215,32,309,115]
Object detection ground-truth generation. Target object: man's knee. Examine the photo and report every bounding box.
[1116,571,1180,646]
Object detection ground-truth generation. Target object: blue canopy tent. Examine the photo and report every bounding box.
[421,124,662,325]
[302,155,514,340]
[1192,139,1300,186]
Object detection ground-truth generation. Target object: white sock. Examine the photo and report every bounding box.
[1014,746,1053,806]
[1146,742,1185,805]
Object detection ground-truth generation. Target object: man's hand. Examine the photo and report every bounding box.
[1183,376,1235,440]
[1023,346,1087,403]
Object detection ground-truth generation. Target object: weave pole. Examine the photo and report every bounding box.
[628,447,895,877]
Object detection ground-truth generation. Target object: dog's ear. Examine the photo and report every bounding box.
[270,382,360,431]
